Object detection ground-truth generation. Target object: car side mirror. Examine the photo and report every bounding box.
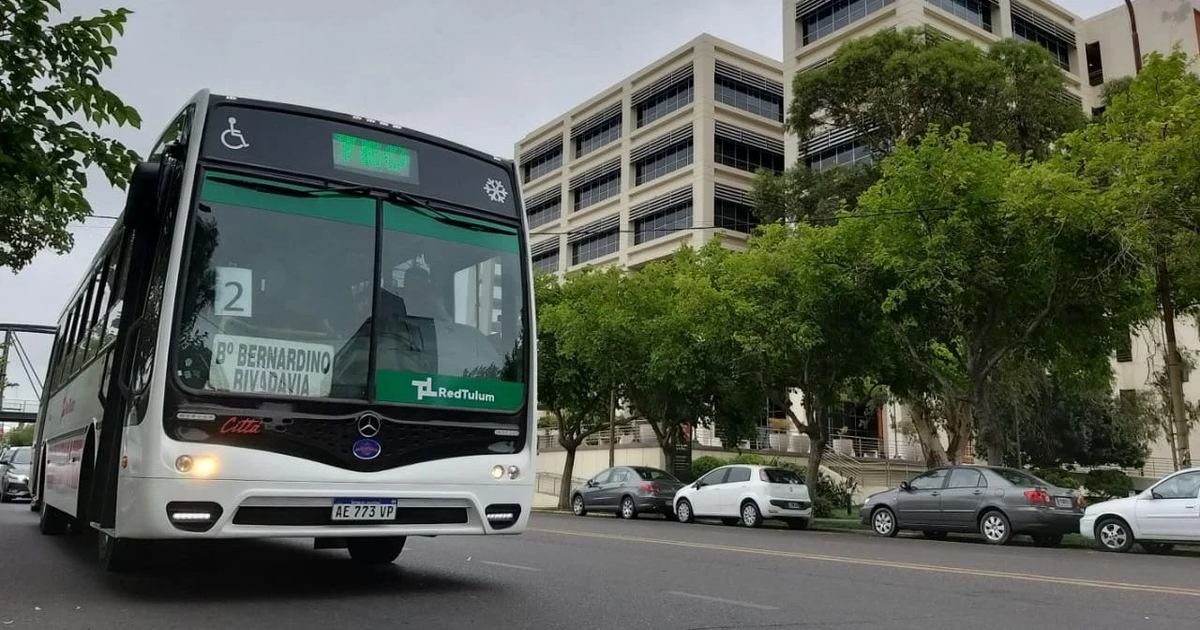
[694,481,705,489]
[899,481,911,492]
[586,480,596,488]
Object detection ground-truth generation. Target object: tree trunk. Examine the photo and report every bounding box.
[1155,257,1192,469]
[607,389,617,467]
[558,447,577,510]
[908,399,950,468]
[974,392,1006,467]
[943,397,973,464]
[792,391,830,489]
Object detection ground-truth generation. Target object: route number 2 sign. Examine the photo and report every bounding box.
[215,267,254,317]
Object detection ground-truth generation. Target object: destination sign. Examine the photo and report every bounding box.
[199,100,519,218]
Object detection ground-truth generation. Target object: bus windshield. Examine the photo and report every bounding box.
[175,170,527,412]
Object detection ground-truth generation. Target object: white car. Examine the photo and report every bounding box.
[1079,466,1200,553]
[673,464,813,529]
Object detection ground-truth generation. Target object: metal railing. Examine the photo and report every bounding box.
[0,399,39,414]
[535,471,586,497]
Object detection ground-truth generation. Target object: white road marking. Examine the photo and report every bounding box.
[665,590,780,611]
[480,560,542,572]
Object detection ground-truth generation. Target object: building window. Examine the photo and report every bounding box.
[801,0,897,46]
[527,199,561,229]
[522,146,562,184]
[1085,41,1104,86]
[1116,333,1133,363]
[714,198,759,234]
[1012,13,1073,71]
[575,115,622,158]
[926,0,993,33]
[634,140,693,186]
[714,137,784,174]
[571,229,620,265]
[633,202,692,245]
[806,139,872,172]
[715,76,784,122]
[532,250,559,275]
[636,77,694,128]
[573,171,621,211]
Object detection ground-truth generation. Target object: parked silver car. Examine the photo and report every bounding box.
[571,466,685,519]
[860,465,1084,546]
[0,446,32,502]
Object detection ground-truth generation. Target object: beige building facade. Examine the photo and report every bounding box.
[514,34,785,275]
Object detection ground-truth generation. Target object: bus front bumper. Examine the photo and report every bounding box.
[114,476,533,539]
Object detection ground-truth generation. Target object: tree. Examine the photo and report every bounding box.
[704,224,884,486]
[836,126,1144,466]
[1055,50,1200,469]
[0,0,143,272]
[755,27,1085,225]
[618,249,760,464]
[533,274,608,508]
[2,423,35,447]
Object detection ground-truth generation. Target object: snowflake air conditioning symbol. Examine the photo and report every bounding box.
[483,178,509,204]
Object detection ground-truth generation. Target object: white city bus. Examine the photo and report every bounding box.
[29,90,537,571]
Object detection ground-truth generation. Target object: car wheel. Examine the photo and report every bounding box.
[740,501,763,528]
[1032,533,1063,548]
[676,499,694,523]
[1141,542,1174,554]
[1095,517,1135,553]
[978,511,1013,545]
[619,495,638,520]
[871,507,898,537]
[571,494,586,516]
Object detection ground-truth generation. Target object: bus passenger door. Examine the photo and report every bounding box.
[89,153,184,531]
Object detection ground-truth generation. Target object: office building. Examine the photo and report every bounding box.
[514,34,785,275]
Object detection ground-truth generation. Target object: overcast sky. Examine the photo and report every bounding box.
[0,0,1128,403]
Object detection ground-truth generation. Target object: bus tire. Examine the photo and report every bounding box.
[98,531,143,573]
[39,501,71,536]
[347,536,407,565]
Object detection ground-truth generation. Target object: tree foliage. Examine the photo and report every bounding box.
[755,27,1086,225]
[833,126,1144,465]
[0,0,142,272]
[2,423,35,447]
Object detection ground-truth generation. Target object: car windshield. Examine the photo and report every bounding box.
[634,468,677,482]
[10,448,30,465]
[992,468,1051,488]
[175,171,527,412]
[764,467,803,484]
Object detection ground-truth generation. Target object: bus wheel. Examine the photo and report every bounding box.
[97,531,142,573]
[38,502,70,536]
[347,536,407,565]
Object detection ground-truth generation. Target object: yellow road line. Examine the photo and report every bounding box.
[530,527,1200,598]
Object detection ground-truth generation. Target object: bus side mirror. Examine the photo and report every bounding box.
[123,161,164,230]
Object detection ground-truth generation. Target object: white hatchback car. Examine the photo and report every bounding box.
[674,464,813,529]
[1079,466,1200,553]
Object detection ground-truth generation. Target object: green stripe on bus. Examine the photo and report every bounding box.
[382,203,520,254]
[199,173,377,227]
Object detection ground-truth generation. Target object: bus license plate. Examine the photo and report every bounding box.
[331,499,397,522]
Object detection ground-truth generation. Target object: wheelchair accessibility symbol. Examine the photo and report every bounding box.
[220,117,250,150]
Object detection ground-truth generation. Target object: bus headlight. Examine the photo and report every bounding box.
[176,455,218,477]
[491,465,505,479]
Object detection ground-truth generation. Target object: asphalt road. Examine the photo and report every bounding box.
[1,503,1197,630]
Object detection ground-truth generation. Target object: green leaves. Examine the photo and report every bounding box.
[0,1,142,272]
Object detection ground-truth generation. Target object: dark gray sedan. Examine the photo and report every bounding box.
[0,446,32,502]
[860,465,1084,546]
[571,465,685,519]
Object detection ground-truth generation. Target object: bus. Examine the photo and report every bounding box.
[28,89,537,572]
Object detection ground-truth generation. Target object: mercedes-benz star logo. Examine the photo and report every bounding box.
[357,413,382,438]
